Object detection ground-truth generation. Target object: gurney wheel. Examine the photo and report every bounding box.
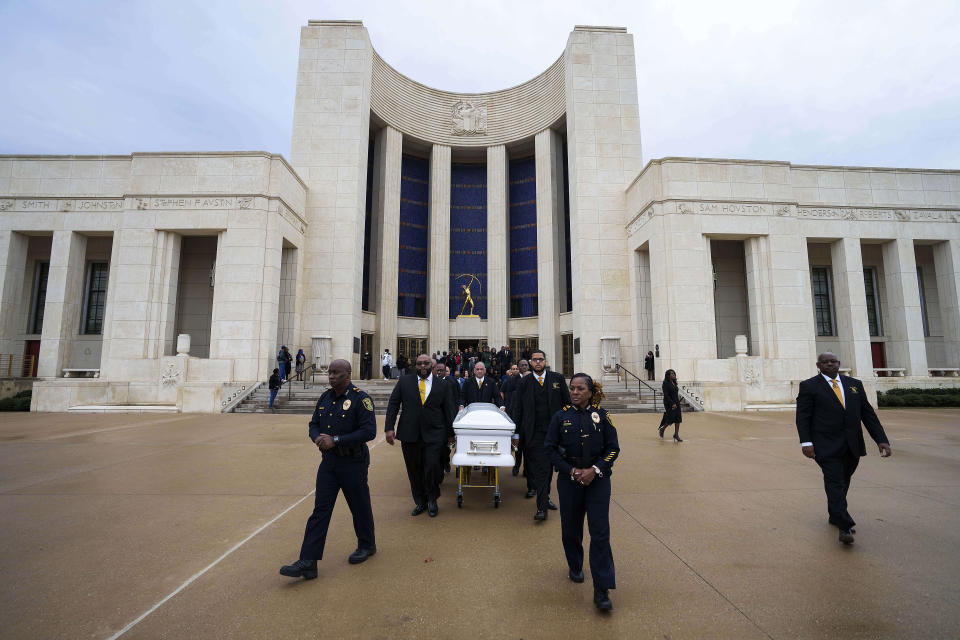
[493,495,500,508]
[457,495,463,508]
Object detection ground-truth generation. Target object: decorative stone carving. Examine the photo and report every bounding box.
[238,197,253,209]
[451,100,487,135]
[677,203,693,214]
[0,200,13,211]
[600,336,621,375]
[311,335,332,374]
[176,334,191,356]
[160,363,181,386]
[741,363,760,387]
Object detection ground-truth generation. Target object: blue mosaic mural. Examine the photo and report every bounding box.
[398,155,429,317]
[449,163,487,319]
[509,157,537,317]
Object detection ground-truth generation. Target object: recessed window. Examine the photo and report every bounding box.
[810,266,836,336]
[81,262,109,335]
[863,267,882,337]
[29,261,50,334]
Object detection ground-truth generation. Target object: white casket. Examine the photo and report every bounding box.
[451,402,516,468]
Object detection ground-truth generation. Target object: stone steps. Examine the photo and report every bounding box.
[231,379,672,414]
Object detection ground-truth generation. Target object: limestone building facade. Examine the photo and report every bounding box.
[1,20,958,412]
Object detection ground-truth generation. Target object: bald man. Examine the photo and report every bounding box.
[385,353,457,517]
[280,359,377,579]
[796,352,891,545]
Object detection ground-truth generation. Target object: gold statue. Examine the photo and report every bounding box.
[455,274,481,318]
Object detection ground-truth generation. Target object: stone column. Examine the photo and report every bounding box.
[374,126,402,358]
[882,238,928,375]
[289,20,373,372]
[831,237,874,377]
[209,206,276,381]
[933,239,960,368]
[0,231,29,356]
[629,246,653,375]
[428,144,451,353]
[563,26,643,377]
[143,231,181,360]
[535,129,560,361]
[486,145,508,350]
[38,230,87,377]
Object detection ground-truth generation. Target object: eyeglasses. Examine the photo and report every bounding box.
[530,357,545,362]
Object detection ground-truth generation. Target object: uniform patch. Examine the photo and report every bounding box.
[362,398,374,412]
[342,399,352,410]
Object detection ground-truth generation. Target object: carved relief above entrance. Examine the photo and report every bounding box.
[451,99,487,136]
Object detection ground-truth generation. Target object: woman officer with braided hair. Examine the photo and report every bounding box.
[544,373,620,611]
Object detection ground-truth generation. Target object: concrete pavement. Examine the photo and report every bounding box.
[0,407,958,639]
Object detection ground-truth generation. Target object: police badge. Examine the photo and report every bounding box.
[591,412,600,424]
[342,399,352,410]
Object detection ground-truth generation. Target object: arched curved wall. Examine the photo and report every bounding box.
[370,52,567,147]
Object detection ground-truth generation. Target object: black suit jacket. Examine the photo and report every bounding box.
[385,374,457,444]
[509,370,571,446]
[460,377,503,407]
[796,374,889,459]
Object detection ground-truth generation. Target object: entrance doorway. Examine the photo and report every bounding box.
[23,340,40,377]
[452,339,481,354]
[871,342,886,376]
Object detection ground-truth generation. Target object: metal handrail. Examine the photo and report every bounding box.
[0,354,36,378]
[614,364,662,405]
[301,363,319,389]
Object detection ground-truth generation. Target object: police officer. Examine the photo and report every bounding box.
[544,373,620,611]
[280,359,377,580]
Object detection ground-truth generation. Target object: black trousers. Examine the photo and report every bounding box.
[299,452,375,561]
[401,440,444,505]
[557,472,615,590]
[524,434,552,511]
[816,445,860,530]
[382,365,391,379]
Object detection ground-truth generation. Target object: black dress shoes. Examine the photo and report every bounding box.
[428,500,439,517]
[547,499,558,511]
[512,465,520,476]
[279,558,318,580]
[594,588,613,611]
[568,568,584,583]
[348,547,376,564]
[534,510,547,521]
[411,504,427,516]
[525,489,537,499]
[839,529,855,544]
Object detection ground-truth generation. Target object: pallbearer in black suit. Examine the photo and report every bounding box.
[509,350,571,521]
[280,359,377,580]
[459,362,504,409]
[435,360,458,474]
[385,354,457,518]
[796,352,892,545]
[545,373,620,611]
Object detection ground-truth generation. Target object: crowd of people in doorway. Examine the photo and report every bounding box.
[360,345,534,382]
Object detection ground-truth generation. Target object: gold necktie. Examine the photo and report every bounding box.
[831,379,844,408]
[419,377,426,404]
[538,376,544,387]
[478,379,482,388]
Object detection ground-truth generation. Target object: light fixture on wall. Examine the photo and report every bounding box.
[712,263,718,291]
[209,267,215,288]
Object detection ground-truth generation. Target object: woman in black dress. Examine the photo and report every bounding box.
[658,369,682,442]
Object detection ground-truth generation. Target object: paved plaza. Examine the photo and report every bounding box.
[0,407,958,639]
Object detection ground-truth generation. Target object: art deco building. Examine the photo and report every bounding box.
[1,21,958,412]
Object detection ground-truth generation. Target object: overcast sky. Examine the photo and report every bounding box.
[1,0,958,169]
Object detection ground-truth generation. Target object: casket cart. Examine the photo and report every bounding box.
[451,403,516,508]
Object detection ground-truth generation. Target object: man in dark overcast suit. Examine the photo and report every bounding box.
[386,354,457,517]
[796,352,892,545]
[459,361,504,409]
[509,349,571,522]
